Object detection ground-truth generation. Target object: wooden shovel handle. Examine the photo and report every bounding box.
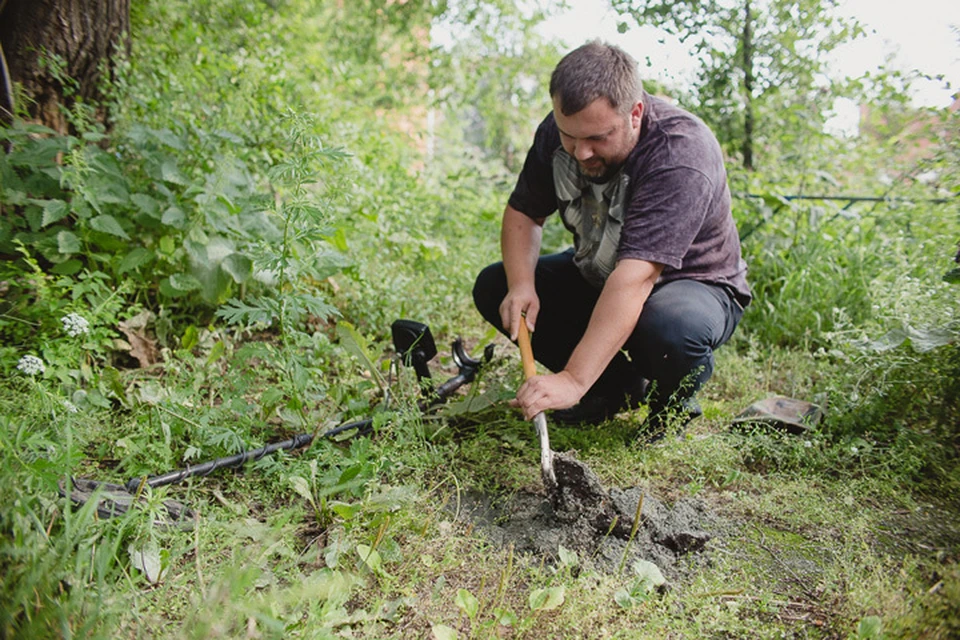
[517,318,537,381]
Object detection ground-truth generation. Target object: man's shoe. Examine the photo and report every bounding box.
[551,378,649,427]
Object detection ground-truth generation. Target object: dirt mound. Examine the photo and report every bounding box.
[452,452,716,577]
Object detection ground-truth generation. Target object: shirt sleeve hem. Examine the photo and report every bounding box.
[617,251,682,270]
[507,195,551,219]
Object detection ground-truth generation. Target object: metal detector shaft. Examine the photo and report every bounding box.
[124,340,488,494]
[126,433,315,493]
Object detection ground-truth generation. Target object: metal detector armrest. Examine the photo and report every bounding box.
[391,319,437,383]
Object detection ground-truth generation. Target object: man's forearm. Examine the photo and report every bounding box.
[499,205,546,338]
[562,259,661,393]
[500,205,543,289]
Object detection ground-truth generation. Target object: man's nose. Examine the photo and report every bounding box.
[574,141,594,162]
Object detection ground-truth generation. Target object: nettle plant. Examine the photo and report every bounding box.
[0,113,268,320]
[216,112,350,428]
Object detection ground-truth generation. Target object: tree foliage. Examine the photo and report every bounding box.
[429,0,562,171]
[611,0,863,170]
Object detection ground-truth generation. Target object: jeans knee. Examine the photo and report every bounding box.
[641,317,707,360]
[473,262,506,326]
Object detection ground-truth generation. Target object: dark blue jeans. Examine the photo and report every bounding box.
[472,250,743,412]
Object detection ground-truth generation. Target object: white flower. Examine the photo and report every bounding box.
[17,355,46,376]
[61,313,91,337]
[804,440,813,448]
[62,400,79,414]
[850,446,859,455]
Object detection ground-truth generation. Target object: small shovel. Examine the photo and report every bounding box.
[516,319,558,496]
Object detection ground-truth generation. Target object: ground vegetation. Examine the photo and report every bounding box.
[1,1,957,637]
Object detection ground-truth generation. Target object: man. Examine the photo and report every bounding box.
[472,41,751,440]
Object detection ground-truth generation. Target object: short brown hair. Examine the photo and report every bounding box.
[549,41,642,116]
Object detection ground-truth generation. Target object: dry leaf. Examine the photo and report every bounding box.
[118,311,159,368]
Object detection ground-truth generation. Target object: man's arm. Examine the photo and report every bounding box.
[513,257,663,419]
[499,204,546,341]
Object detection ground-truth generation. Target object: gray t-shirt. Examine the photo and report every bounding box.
[508,93,751,305]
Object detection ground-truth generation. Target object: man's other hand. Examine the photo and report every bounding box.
[510,371,586,420]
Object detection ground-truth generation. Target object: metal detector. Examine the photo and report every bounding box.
[59,320,494,527]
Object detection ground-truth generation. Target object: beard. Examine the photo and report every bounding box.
[579,157,623,183]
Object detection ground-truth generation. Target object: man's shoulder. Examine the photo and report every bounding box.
[645,94,712,139]
[634,95,723,173]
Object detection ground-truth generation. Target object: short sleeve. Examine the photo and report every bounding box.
[507,114,561,220]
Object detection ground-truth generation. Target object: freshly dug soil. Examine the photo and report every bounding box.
[453,452,715,577]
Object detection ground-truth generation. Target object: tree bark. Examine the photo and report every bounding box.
[0,0,130,133]
[741,0,755,170]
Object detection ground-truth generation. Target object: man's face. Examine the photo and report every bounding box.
[552,96,643,183]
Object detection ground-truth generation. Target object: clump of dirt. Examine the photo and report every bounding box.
[453,451,716,578]
[551,452,622,531]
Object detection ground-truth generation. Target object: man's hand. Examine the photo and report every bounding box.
[499,284,539,342]
[510,371,586,420]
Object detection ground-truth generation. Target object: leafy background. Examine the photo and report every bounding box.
[1,0,958,638]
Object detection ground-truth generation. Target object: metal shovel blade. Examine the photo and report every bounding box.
[533,412,557,494]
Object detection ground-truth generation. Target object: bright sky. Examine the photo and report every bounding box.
[537,0,960,109]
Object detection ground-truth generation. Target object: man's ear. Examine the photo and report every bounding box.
[630,101,643,129]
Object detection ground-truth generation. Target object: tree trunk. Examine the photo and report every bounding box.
[743,0,753,171]
[0,0,130,133]
[741,0,755,170]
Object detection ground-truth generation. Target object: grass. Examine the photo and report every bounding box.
[3,330,958,639]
